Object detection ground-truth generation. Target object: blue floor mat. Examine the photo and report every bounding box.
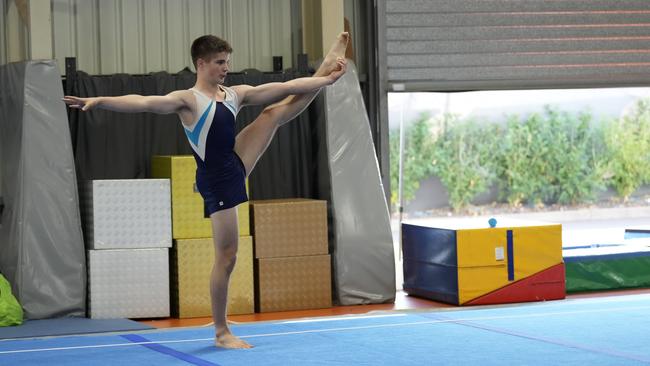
[0,317,154,340]
[1,294,650,365]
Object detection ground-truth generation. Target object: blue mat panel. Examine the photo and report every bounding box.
[625,229,650,240]
[0,317,154,340]
[402,223,459,304]
[1,295,650,365]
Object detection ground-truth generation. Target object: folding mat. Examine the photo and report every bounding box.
[0,60,86,319]
[563,226,650,293]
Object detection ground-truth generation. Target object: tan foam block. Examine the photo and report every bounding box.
[251,199,327,258]
[256,254,332,312]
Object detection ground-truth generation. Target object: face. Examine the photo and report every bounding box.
[198,51,230,84]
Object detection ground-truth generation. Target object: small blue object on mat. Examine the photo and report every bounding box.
[488,218,497,228]
[0,317,154,340]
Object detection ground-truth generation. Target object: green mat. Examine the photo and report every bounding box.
[564,246,650,293]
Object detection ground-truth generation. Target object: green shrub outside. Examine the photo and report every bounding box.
[498,107,606,206]
[389,113,436,209]
[603,100,650,200]
[431,114,500,211]
[390,99,650,211]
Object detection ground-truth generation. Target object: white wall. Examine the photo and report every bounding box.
[50,0,294,75]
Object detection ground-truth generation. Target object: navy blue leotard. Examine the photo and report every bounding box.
[182,86,247,216]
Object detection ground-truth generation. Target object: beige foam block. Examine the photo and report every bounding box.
[256,254,332,313]
[171,236,254,318]
[151,155,250,238]
[251,199,327,258]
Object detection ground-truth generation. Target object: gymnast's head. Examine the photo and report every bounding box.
[191,35,233,82]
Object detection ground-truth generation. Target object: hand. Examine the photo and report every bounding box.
[62,96,100,111]
[327,57,348,84]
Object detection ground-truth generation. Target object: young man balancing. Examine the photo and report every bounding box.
[64,32,350,349]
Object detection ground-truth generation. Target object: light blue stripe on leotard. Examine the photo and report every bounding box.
[184,101,213,146]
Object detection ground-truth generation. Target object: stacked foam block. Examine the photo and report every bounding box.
[401,218,565,305]
[81,180,172,319]
[151,156,253,317]
[250,199,332,312]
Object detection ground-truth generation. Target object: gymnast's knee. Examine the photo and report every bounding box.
[214,241,238,269]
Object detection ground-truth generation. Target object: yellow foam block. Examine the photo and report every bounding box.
[171,236,254,317]
[456,224,562,304]
[151,155,250,238]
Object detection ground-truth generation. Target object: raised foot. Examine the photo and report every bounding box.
[316,32,350,76]
[328,32,349,58]
[215,333,253,349]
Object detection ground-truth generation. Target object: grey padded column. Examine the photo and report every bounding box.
[326,62,396,305]
[0,60,86,319]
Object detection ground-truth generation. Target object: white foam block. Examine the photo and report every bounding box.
[81,179,172,249]
[88,248,170,319]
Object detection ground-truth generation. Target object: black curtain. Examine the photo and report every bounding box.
[67,68,330,201]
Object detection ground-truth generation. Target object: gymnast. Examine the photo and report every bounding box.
[64,32,349,349]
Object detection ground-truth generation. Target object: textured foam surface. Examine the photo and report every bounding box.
[256,255,332,312]
[171,236,254,317]
[251,199,328,258]
[81,179,172,249]
[88,249,170,319]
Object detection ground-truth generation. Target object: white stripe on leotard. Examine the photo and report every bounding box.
[183,86,240,161]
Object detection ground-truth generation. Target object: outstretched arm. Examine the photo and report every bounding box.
[233,58,347,107]
[63,90,190,114]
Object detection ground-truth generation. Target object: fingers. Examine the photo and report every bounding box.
[336,58,347,68]
[328,58,347,76]
[62,96,89,110]
[334,59,347,74]
[62,96,81,106]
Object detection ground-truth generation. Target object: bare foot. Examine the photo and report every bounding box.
[315,32,350,77]
[215,332,253,349]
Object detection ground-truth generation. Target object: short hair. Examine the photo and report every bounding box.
[191,35,233,68]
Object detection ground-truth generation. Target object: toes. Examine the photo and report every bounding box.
[215,335,253,349]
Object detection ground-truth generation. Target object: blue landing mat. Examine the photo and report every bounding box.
[1,294,650,365]
[626,229,650,240]
[0,317,154,340]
